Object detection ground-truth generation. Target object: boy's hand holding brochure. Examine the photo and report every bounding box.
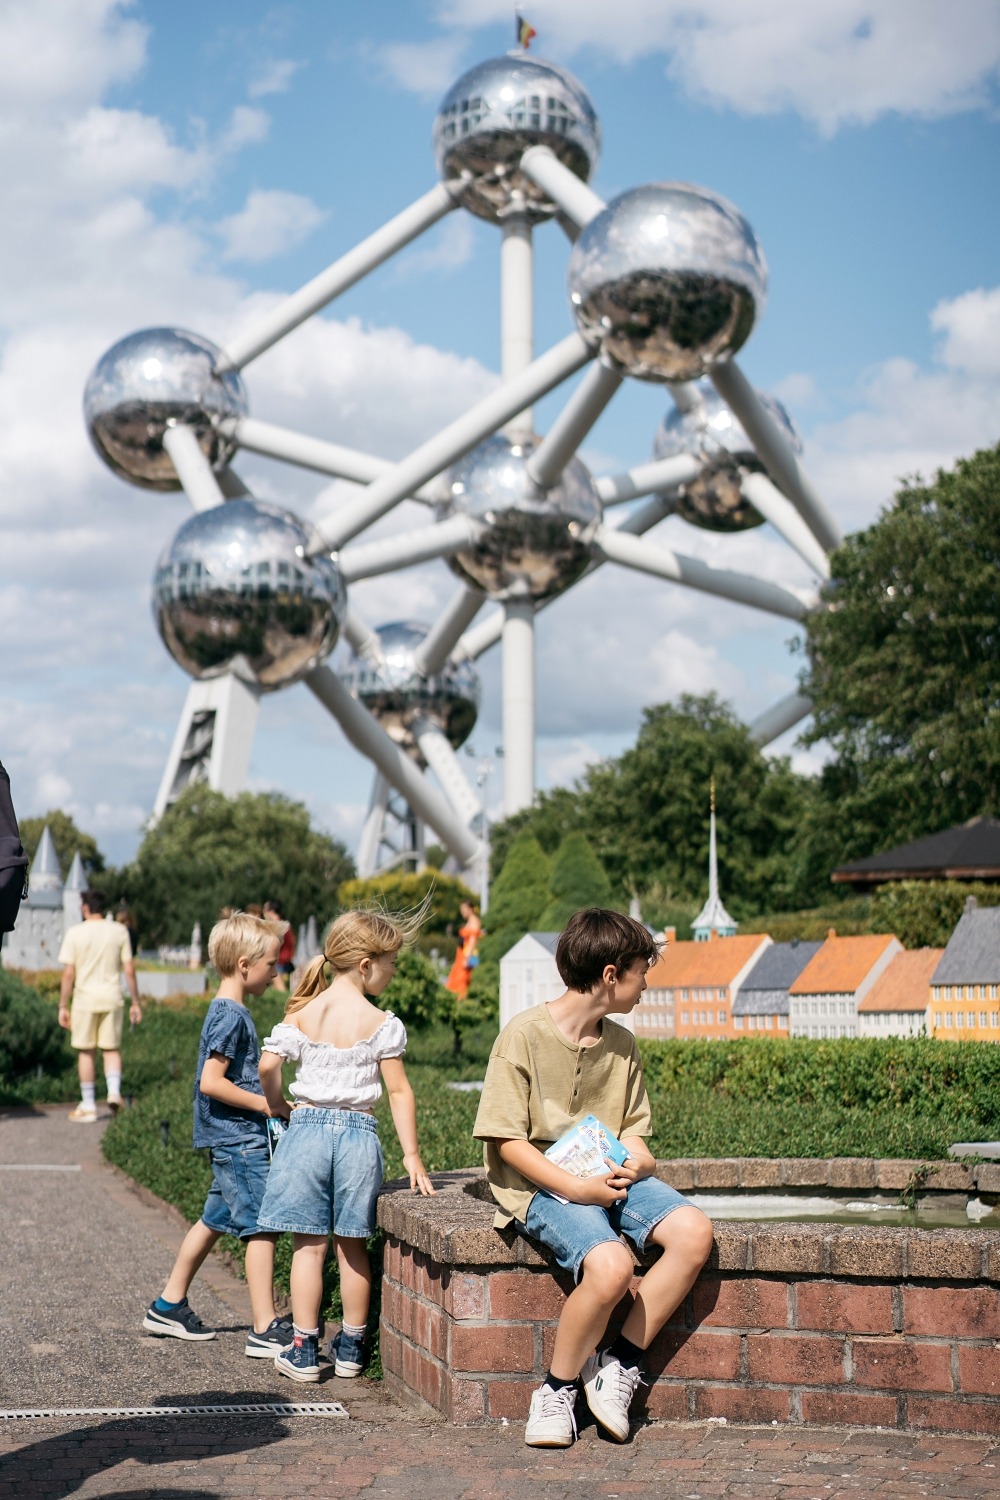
[543,1115,641,1205]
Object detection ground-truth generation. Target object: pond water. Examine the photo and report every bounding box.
[686,1192,1000,1231]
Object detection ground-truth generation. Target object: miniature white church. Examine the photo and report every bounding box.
[1,827,86,970]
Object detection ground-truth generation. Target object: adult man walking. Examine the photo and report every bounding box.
[58,888,142,1121]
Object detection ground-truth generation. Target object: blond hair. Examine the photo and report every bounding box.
[208,911,287,978]
[284,901,428,1016]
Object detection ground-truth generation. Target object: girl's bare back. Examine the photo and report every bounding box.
[287,981,388,1050]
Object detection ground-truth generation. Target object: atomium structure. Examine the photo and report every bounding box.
[84,45,841,895]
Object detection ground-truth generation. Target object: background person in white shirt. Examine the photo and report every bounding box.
[58,888,142,1121]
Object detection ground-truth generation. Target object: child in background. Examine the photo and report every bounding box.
[474,908,714,1448]
[142,912,294,1359]
[256,908,436,1383]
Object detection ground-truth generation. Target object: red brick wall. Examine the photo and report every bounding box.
[380,1239,1000,1435]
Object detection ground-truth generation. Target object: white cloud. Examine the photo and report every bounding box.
[216,189,327,263]
[376,35,469,97]
[436,0,1000,132]
[248,58,300,99]
[802,285,1000,531]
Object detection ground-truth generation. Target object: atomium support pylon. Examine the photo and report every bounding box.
[83,43,843,890]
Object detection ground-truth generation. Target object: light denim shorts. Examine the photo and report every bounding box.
[255,1108,384,1239]
[202,1141,271,1241]
[523,1177,699,1282]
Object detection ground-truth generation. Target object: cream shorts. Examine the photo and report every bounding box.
[70,1007,124,1051]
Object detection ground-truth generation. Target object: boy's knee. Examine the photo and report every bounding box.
[580,1240,634,1298]
[654,1207,714,1265]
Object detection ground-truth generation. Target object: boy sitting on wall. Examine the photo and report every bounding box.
[474,908,714,1448]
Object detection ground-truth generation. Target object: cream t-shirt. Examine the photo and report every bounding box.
[58,919,133,1012]
[473,1003,652,1226]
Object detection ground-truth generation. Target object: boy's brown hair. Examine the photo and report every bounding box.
[208,911,286,978]
[555,908,659,992]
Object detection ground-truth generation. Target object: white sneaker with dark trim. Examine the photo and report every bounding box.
[524,1382,578,1447]
[580,1349,643,1442]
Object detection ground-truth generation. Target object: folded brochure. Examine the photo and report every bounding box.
[542,1114,630,1202]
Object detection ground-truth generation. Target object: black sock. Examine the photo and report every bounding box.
[608,1334,644,1369]
[543,1372,577,1393]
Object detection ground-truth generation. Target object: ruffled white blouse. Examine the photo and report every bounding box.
[261,1012,407,1111]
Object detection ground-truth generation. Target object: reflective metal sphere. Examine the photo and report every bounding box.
[152,499,345,692]
[567,183,767,381]
[437,432,602,602]
[433,54,600,224]
[84,328,247,491]
[342,621,480,754]
[654,381,801,532]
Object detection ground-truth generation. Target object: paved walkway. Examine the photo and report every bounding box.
[1,1105,998,1498]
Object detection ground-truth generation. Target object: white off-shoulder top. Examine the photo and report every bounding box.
[261,1012,407,1111]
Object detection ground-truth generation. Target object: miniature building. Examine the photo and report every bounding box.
[787,931,902,1039]
[856,947,942,1039]
[1,828,87,971]
[498,930,636,1034]
[831,815,1000,891]
[731,939,822,1034]
[637,932,771,1041]
[929,900,1000,1043]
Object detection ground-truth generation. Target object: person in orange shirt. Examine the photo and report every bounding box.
[444,899,481,999]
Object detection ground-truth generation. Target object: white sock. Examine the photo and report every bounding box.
[106,1070,122,1099]
[81,1082,96,1109]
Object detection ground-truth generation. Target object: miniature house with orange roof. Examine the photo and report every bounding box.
[787,931,902,1039]
[856,946,942,1039]
[637,932,771,1041]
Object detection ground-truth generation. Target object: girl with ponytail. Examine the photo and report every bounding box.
[255,905,434,1383]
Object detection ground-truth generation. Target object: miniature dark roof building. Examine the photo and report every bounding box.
[831,816,1000,888]
[732,940,822,1017]
[932,904,1000,985]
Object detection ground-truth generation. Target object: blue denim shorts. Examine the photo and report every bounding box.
[202,1141,271,1240]
[255,1108,384,1239]
[523,1176,699,1282]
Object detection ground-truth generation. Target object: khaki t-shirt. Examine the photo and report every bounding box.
[473,1004,652,1226]
[58,919,132,1012]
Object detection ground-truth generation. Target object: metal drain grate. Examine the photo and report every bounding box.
[0,1402,348,1420]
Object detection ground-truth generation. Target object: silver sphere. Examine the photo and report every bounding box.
[567,183,767,382]
[433,53,600,224]
[342,621,480,755]
[152,498,345,692]
[84,328,247,491]
[654,382,802,532]
[437,432,602,602]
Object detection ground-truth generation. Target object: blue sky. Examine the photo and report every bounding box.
[1,0,998,869]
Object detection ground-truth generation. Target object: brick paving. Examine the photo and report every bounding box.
[1,1106,998,1498]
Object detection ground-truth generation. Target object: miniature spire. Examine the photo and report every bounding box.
[692,776,737,941]
[30,826,62,893]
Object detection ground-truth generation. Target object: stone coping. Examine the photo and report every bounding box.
[377,1167,1000,1284]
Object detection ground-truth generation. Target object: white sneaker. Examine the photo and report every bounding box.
[580,1349,643,1442]
[524,1382,578,1448]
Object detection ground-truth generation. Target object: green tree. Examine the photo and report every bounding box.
[19,812,105,877]
[539,831,613,930]
[803,444,1000,863]
[469,833,551,1009]
[337,869,477,956]
[869,881,1000,950]
[490,695,821,915]
[118,786,354,947]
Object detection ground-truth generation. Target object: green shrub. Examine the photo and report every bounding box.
[0,968,74,1102]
